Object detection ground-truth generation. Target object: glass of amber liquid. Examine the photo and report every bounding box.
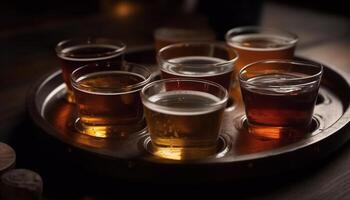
[239,59,323,140]
[157,42,238,93]
[225,26,298,103]
[154,27,215,53]
[71,62,152,138]
[56,38,126,103]
[141,79,228,160]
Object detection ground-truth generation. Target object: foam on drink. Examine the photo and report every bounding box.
[227,34,295,51]
[144,90,223,115]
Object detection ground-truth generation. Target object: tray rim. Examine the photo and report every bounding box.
[26,48,350,167]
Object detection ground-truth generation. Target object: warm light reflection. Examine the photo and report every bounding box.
[152,146,216,161]
[249,126,283,140]
[153,147,182,160]
[75,119,109,138]
[248,124,307,140]
[113,2,138,17]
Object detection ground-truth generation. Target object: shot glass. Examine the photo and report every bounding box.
[225,26,298,102]
[157,42,238,93]
[239,59,323,139]
[71,62,152,138]
[56,38,126,103]
[141,79,228,160]
[154,27,215,53]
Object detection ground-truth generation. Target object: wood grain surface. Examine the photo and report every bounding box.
[0,142,15,174]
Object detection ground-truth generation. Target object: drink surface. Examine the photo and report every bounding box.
[59,44,124,61]
[145,90,223,115]
[162,56,231,77]
[76,71,144,93]
[144,90,225,151]
[228,34,295,51]
[73,71,145,126]
[241,73,319,128]
[161,56,233,90]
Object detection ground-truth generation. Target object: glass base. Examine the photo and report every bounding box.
[74,118,147,138]
[152,145,217,161]
[234,115,320,141]
[247,123,312,140]
[142,134,231,161]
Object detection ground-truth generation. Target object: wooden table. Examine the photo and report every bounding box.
[1,2,350,199]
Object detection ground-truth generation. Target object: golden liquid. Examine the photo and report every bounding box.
[73,71,145,138]
[143,90,225,160]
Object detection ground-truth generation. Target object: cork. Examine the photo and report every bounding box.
[1,169,43,200]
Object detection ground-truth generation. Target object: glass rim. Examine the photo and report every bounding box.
[239,59,323,87]
[55,37,127,61]
[71,62,152,94]
[225,26,298,48]
[157,42,238,68]
[141,78,229,107]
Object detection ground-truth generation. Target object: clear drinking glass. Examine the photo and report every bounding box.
[239,59,323,139]
[141,78,228,160]
[56,38,126,103]
[71,62,152,138]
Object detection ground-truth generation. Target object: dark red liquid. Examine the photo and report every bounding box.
[241,74,319,129]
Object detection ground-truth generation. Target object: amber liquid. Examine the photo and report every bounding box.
[227,34,296,103]
[143,90,225,160]
[58,44,124,102]
[241,73,319,139]
[73,71,145,137]
[160,56,233,91]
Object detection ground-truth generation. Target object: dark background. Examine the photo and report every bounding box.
[2,0,349,39]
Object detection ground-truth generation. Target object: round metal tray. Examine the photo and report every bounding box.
[27,46,350,182]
